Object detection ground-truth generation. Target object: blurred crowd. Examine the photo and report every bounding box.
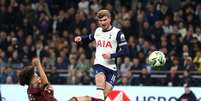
[0,0,201,86]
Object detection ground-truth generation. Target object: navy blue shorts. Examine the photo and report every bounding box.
[93,64,119,86]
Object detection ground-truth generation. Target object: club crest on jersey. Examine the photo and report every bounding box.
[96,40,112,48]
[109,34,112,39]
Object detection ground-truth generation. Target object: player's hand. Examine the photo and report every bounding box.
[102,53,111,59]
[32,58,41,67]
[74,36,82,43]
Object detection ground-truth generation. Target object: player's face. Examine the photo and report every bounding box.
[98,16,111,31]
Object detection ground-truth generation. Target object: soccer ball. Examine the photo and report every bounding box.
[147,51,166,67]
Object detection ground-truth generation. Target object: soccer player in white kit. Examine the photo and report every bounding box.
[69,9,129,101]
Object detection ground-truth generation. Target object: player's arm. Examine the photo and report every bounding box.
[111,31,129,58]
[32,58,49,85]
[74,34,95,43]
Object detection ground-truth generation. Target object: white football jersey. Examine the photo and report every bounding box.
[94,26,120,71]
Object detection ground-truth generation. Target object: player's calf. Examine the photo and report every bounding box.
[95,73,106,100]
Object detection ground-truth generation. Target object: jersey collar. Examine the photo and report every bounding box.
[102,26,113,32]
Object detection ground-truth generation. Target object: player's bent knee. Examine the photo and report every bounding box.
[95,73,106,82]
[95,73,105,78]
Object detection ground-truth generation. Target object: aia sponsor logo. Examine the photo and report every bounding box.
[96,40,112,48]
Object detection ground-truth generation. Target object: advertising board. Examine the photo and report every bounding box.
[1,85,201,101]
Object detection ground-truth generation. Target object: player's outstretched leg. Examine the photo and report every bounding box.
[68,97,78,101]
[91,97,104,101]
[68,96,104,101]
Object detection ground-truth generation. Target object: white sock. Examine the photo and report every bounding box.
[96,88,104,100]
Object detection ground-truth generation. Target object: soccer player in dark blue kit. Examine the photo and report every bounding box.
[69,9,129,101]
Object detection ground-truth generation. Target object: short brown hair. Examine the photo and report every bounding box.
[96,9,111,19]
[19,67,34,86]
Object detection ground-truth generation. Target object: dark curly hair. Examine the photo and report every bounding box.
[18,67,34,86]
